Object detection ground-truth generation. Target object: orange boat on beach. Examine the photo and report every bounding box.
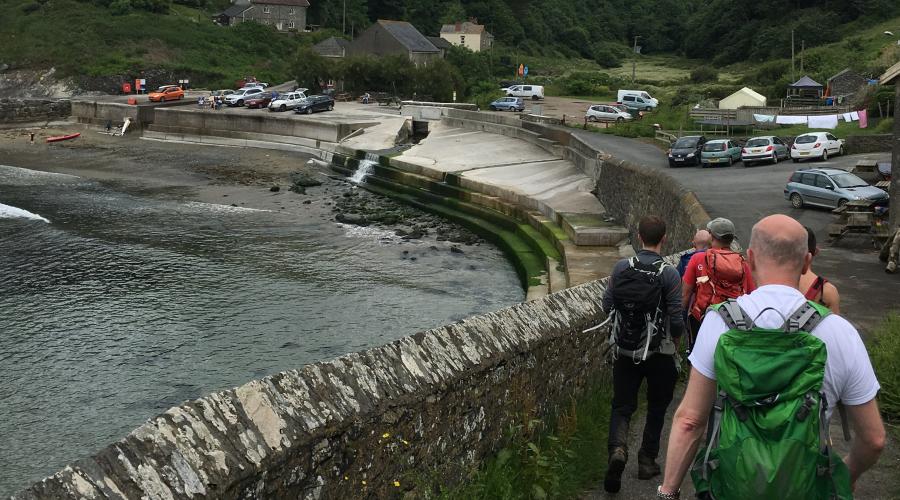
[46,133,80,143]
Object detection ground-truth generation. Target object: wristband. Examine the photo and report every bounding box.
[656,485,680,499]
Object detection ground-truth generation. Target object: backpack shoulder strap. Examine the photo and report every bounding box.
[711,299,750,331]
[786,300,831,333]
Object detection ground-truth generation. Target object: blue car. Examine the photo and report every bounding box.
[489,96,525,112]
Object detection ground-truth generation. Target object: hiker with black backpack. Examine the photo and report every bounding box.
[600,215,684,493]
[681,218,755,353]
[657,214,885,500]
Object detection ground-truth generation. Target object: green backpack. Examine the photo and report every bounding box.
[691,300,853,500]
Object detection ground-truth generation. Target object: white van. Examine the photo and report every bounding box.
[505,84,544,100]
[617,90,658,108]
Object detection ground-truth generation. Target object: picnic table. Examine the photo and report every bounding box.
[828,199,892,247]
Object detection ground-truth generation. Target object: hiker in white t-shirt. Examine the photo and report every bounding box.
[657,214,885,499]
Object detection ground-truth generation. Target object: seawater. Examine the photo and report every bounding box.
[0,164,523,495]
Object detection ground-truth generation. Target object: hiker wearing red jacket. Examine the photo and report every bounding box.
[681,218,755,351]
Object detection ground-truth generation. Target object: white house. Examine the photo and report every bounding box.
[439,20,493,52]
[718,87,767,109]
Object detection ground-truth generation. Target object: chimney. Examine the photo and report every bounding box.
[469,17,478,25]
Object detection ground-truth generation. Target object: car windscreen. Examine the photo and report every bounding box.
[830,173,868,188]
[702,142,726,152]
[795,135,817,144]
[673,138,698,148]
[746,138,770,147]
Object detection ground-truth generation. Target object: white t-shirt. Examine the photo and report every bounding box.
[689,284,880,419]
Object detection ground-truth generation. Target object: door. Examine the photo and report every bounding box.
[798,172,821,205]
[773,137,787,158]
[826,133,839,153]
[811,173,838,206]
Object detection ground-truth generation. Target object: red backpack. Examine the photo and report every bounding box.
[691,249,746,319]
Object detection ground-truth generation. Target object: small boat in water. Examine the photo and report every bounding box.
[46,133,81,143]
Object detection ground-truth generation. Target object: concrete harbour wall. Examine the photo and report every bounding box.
[14,282,610,499]
[0,98,70,124]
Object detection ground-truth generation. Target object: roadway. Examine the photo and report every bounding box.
[571,129,894,331]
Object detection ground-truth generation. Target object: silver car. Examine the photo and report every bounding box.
[741,136,789,165]
[784,168,889,209]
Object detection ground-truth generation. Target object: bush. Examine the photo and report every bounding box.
[870,312,900,422]
[21,2,41,13]
[592,41,625,69]
[873,118,894,134]
[690,66,718,83]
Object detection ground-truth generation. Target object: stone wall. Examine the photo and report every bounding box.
[14,281,611,500]
[0,98,70,124]
[845,134,893,154]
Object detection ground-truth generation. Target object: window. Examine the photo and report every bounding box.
[523,86,531,91]
[263,6,270,13]
[288,7,294,14]
[624,96,635,102]
[826,133,837,141]
[815,175,833,189]
[800,173,817,186]
[288,21,294,28]
[460,35,466,44]
[790,172,802,183]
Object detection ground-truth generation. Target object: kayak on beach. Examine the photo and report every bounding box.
[46,133,80,143]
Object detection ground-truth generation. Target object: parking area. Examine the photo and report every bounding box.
[573,129,895,331]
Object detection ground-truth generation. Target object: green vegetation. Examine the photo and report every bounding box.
[430,375,613,499]
[870,312,900,424]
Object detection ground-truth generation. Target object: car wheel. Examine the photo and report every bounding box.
[237,100,244,106]
[792,158,800,163]
[280,104,286,111]
[306,107,313,114]
[838,198,848,209]
[822,149,828,161]
[616,117,624,123]
[727,157,733,166]
[588,116,597,122]
[790,193,804,208]
[532,95,539,101]
[328,104,333,111]
[838,145,844,156]
[771,153,778,165]
[744,160,752,167]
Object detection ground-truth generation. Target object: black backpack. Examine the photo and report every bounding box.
[609,257,667,360]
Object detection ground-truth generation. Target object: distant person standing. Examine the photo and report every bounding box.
[677,229,712,276]
[799,226,840,313]
[682,218,754,350]
[601,215,683,493]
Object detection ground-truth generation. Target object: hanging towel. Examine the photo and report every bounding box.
[753,114,775,123]
[807,114,839,129]
[776,115,808,125]
[842,112,853,122]
[850,111,860,121]
[858,109,868,129]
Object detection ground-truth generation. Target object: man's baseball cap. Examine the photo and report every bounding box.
[707,218,736,239]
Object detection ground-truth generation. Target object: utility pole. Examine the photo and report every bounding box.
[791,29,796,82]
[342,0,346,35]
[632,35,641,85]
[800,39,804,73]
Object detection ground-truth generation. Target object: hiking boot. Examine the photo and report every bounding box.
[637,453,661,480]
[603,447,627,493]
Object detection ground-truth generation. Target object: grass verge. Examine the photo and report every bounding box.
[870,311,900,424]
[430,374,613,500]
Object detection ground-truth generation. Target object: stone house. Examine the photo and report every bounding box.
[347,20,441,66]
[216,0,308,32]
[827,68,868,102]
[439,20,493,52]
[312,37,350,58]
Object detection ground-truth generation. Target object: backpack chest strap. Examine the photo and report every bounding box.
[714,299,829,333]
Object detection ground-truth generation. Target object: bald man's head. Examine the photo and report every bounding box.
[693,229,712,250]
[749,215,809,279]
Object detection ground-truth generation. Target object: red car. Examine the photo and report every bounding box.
[244,92,274,109]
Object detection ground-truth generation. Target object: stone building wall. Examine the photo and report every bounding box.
[844,134,893,155]
[0,98,70,124]
[14,281,612,499]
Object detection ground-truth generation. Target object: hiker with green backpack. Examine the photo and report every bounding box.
[657,214,885,500]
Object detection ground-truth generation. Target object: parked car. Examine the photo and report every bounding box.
[619,94,655,111]
[224,87,264,106]
[667,135,707,167]
[700,139,742,167]
[503,84,544,100]
[785,167,889,209]
[244,92,274,109]
[585,104,633,123]
[148,85,184,102]
[269,90,308,112]
[210,89,234,97]
[741,135,789,165]
[489,96,525,112]
[790,132,844,162]
[617,90,659,108]
[294,95,335,114]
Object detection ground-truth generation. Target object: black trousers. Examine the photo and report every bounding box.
[607,353,678,460]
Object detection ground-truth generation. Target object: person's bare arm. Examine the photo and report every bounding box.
[843,399,886,488]
[660,368,718,495]
[824,282,840,315]
[682,281,694,310]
